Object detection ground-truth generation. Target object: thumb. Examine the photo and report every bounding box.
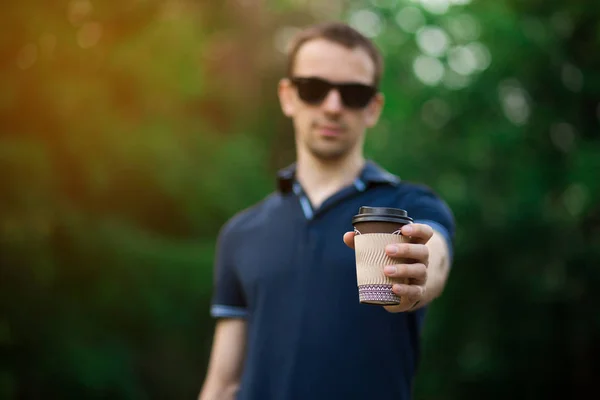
[343,231,355,249]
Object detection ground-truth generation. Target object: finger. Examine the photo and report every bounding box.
[385,243,429,263]
[343,231,355,249]
[383,263,427,282]
[392,283,424,302]
[402,223,434,244]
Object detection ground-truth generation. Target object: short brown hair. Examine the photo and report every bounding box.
[286,22,384,87]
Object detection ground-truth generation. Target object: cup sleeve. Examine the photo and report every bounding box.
[210,223,248,319]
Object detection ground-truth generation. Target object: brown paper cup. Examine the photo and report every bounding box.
[354,233,410,305]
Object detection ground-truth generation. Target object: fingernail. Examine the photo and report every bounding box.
[386,245,398,255]
[403,225,413,235]
[384,266,396,274]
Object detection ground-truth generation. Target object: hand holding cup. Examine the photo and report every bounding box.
[344,207,433,311]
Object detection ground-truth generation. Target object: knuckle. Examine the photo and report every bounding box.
[410,264,418,273]
[398,264,408,275]
[410,245,423,259]
[418,223,430,235]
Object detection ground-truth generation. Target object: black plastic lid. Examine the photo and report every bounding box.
[352,206,413,225]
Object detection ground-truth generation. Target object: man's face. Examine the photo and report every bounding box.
[278,39,384,162]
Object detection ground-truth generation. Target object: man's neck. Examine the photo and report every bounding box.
[295,152,365,209]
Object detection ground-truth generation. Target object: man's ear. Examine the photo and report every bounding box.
[365,92,384,128]
[278,78,295,117]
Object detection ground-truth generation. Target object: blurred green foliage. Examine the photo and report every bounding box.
[1,0,598,399]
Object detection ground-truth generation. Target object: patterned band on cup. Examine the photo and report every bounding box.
[358,284,401,304]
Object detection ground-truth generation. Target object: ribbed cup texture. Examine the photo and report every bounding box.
[354,233,409,305]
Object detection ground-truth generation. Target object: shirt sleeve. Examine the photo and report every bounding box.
[401,184,456,263]
[210,221,248,319]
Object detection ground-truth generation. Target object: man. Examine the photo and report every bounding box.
[199,22,455,400]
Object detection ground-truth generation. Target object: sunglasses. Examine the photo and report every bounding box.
[290,77,378,109]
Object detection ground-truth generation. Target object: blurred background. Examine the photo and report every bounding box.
[1,0,599,399]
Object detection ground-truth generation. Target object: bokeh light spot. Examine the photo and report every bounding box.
[273,26,301,54]
[563,184,588,217]
[416,26,450,57]
[16,44,38,70]
[421,98,452,129]
[68,0,93,27]
[309,0,343,18]
[395,7,426,34]
[77,22,103,49]
[349,10,383,38]
[550,122,576,153]
[445,14,480,42]
[521,17,547,44]
[551,12,574,38]
[413,55,445,86]
[561,63,583,93]
[420,0,450,15]
[498,80,530,126]
[443,70,471,90]
[447,45,478,75]
[465,41,492,71]
[370,0,399,9]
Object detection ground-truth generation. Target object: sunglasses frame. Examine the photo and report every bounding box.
[289,76,378,109]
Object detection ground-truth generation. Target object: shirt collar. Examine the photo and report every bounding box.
[276,160,400,193]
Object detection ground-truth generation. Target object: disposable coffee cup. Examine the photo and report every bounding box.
[352,206,413,305]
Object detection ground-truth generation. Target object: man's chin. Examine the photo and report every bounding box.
[308,146,351,162]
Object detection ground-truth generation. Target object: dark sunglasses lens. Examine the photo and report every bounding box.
[295,79,331,104]
[339,84,376,108]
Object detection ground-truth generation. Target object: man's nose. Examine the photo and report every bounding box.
[321,89,343,114]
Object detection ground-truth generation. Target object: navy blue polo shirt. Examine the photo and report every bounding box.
[210,160,455,400]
